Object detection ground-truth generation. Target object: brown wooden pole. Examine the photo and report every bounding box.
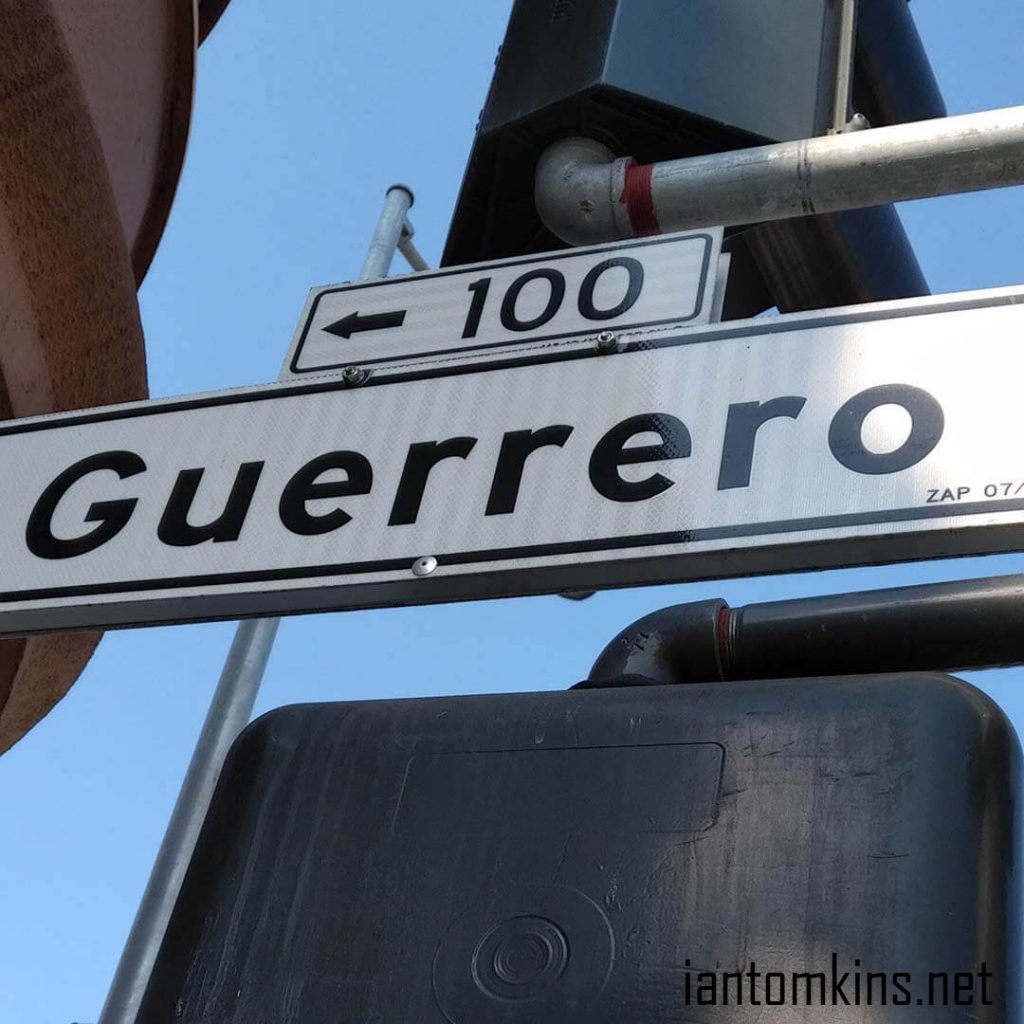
[0,0,152,750]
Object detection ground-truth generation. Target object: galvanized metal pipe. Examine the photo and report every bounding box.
[535,104,1024,245]
[97,618,279,1024]
[829,0,858,133]
[360,184,414,278]
[99,184,414,1024]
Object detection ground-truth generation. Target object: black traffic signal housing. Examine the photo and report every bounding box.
[443,0,945,317]
[139,676,1019,1023]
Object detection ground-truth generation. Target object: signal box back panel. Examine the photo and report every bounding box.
[140,675,1020,1023]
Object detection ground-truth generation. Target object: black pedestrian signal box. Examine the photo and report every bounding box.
[140,675,1019,1022]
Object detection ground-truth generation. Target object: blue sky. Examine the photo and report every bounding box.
[2,2,1023,1021]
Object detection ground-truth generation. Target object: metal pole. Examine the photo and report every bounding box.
[360,184,415,278]
[98,183,415,1024]
[97,619,279,1024]
[829,0,858,134]
[535,104,1024,244]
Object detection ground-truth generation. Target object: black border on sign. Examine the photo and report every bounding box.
[287,233,717,376]
[5,497,1024,605]
[1,286,1022,608]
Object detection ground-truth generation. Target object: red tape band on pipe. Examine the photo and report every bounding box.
[621,161,661,237]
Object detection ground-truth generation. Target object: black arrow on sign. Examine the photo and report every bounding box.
[322,309,407,339]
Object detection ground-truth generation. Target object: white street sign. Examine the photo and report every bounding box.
[4,285,1024,636]
[284,230,723,379]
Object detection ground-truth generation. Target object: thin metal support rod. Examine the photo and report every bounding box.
[535,104,1024,244]
[399,218,430,272]
[97,618,279,1024]
[829,0,858,133]
[98,183,414,1024]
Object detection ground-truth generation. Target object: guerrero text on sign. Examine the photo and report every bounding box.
[1,286,1022,634]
